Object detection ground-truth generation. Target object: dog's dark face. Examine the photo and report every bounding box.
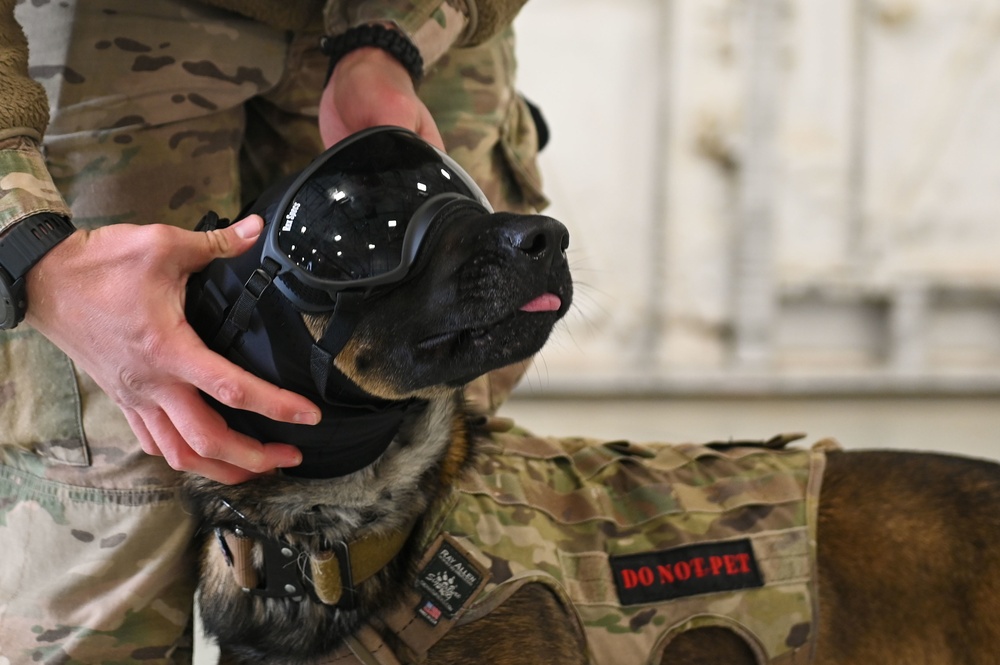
[328,208,573,399]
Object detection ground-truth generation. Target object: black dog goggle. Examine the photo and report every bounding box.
[186,127,492,477]
[195,126,492,382]
[261,126,491,312]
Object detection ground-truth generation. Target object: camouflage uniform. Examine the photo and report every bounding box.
[0,0,543,661]
[345,432,832,664]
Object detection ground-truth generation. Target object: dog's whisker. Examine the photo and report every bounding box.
[513,353,551,397]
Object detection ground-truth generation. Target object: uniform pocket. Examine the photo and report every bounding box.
[0,328,88,466]
[420,27,551,214]
[496,93,550,212]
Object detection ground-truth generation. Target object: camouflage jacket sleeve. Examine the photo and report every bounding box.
[324,0,527,72]
[0,7,71,231]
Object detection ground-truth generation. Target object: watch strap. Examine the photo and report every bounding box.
[0,212,76,282]
[0,212,76,329]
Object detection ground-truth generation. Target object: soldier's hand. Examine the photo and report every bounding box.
[319,46,444,150]
[24,215,318,484]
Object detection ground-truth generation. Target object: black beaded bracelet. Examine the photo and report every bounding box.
[320,24,424,86]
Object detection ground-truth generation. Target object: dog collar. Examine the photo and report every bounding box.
[215,515,419,609]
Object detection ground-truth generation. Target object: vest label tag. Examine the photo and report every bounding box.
[414,535,486,625]
[610,538,764,605]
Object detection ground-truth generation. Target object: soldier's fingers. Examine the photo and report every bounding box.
[161,387,302,473]
[139,401,278,485]
[416,106,445,150]
[122,407,161,458]
[165,327,320,426]
[170,215,265,275]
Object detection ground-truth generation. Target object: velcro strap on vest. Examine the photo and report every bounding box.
[316,625,404,665]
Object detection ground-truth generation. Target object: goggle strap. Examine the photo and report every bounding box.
[194,210,231,233]
[212,258,280,352]
[310,291,365,397]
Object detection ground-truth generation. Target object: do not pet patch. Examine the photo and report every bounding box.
[610,539,764,606]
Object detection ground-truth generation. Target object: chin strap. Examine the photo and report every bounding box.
[210,259,368,405]
[212,257,280,352]
[310,290,366,397]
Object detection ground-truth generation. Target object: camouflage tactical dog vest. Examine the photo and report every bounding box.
[343,428,830,665]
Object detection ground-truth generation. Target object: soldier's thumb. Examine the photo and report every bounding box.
[204,214,263,258]
[179,215,263,274]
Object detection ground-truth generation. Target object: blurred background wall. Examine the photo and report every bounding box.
[500,0,1000,458]
[512,0,1000,397]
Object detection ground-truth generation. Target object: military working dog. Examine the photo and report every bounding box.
[184,133,1000,665]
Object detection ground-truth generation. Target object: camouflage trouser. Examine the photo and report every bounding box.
[0,0,545,662]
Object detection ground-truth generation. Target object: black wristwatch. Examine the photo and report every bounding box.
[0,212,76,329]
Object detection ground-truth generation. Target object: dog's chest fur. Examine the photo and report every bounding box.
[383,430,828,664]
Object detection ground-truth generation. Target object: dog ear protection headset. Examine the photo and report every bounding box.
[186,126,492,479]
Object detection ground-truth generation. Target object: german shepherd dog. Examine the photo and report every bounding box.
[185,207,1000,664]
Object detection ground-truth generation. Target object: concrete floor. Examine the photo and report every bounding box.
[194,395,1000,661]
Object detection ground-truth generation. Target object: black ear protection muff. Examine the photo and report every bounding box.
[185,127,492,478]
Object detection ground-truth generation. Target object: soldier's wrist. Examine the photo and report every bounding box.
[321,23,424,87]
[321,1,472,87]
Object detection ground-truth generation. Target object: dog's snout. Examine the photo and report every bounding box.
[506,216,570,260]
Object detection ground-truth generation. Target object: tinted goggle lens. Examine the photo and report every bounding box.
[265,127,489,292]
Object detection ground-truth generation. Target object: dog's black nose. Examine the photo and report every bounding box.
[505,215,570,261]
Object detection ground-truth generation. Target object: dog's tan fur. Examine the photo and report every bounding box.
[187,209,1000,664]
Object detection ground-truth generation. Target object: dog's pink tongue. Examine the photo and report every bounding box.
[520,293,562,313]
